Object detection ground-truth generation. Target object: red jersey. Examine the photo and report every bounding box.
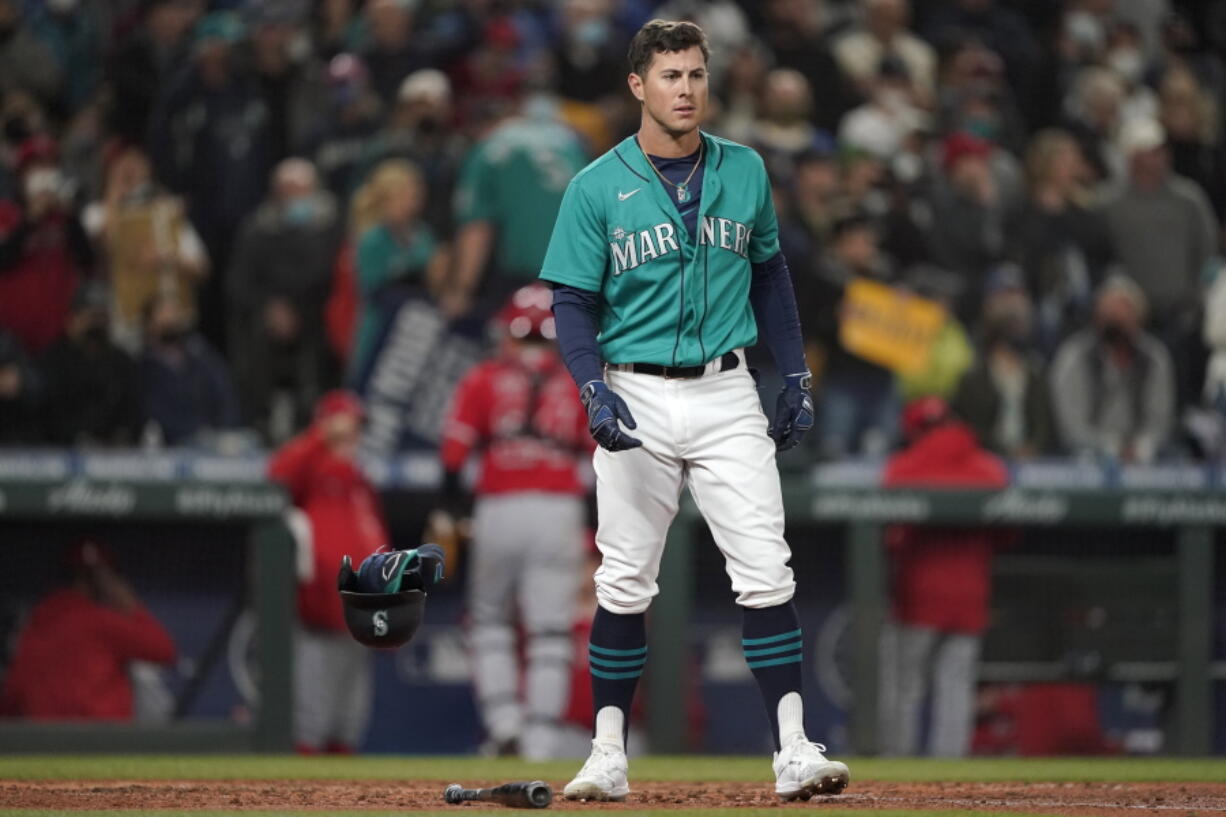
[882,423,1012,634]
[269,428,389,632]
[440,353,592,495]
[0,203,81,355]
[0,588,175,720]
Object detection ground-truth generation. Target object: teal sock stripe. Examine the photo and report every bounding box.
[590,666,644,680]
[589,653,648,669]
[589,643,648,658]
[746,654,804,670]
[741,628,802,647]
[742,639,803,658]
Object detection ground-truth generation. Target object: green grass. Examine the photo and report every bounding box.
[1,755,1220,817]
[0,753,1222,783]
[0,812,1050,817]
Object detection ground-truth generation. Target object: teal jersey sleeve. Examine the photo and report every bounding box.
[748,159,781,264]
[539,178,607,292]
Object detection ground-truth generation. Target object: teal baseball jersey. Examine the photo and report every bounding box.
[455,117,588,279]
[539,132,780,367]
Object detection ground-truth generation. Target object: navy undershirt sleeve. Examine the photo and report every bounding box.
[750,251,807,377]
[551,284,605,388]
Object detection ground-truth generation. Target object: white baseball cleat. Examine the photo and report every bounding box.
[772,737,850,800]
[562,739,630,801]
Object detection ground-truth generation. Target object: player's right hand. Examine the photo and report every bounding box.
[579,380,643,452]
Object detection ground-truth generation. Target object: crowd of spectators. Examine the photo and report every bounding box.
[1,0,1224,466]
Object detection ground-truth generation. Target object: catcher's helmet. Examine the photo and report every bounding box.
[337,545,444,648]
[496,283,555,340]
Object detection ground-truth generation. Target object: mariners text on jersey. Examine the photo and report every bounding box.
[540,132,781,368]
[610,216,752,276]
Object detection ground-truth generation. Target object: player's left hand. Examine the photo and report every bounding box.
[770,372,814,451]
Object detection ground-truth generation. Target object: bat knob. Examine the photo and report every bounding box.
[444,784,464,804]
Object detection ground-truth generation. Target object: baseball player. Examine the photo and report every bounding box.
[539,19,850,801]
[438,283,593,760]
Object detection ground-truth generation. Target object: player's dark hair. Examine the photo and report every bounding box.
[627,19,710,77]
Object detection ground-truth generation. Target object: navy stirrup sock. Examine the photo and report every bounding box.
[589,606,647,743]
[742,601,805,750]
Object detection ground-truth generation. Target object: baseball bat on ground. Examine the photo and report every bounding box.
[443,781,553,808]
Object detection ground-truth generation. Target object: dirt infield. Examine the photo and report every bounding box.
[4,779,1226,814]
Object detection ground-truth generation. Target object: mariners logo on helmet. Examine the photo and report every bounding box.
[336,546,446,648]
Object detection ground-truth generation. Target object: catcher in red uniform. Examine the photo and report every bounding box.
[438,283,594,760]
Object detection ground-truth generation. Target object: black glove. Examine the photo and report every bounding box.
[439,469,472,520]
[769,372,814,451]
[579,380,642,452]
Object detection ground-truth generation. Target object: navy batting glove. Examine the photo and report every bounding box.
[580,380,643,452]
[769,372,814,452]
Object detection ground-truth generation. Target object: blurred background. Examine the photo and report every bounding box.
[0,0,1224,759]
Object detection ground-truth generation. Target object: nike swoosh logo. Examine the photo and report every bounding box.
[618,188,641,201]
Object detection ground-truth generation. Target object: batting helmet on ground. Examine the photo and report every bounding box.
[337,545,445,648]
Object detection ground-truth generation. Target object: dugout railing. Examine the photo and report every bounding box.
[0,477,294,753]
[648,472,1222,757]
[0,454,1220,755]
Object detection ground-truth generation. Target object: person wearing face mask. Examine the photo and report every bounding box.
[357,69,463,239]
[0,135,94,356]
[227,158,342,442]
[1049,274,1175,463]
[751,68,826,181]
[950,264,1054,459]
[1103,21,1160,129]
[135,292,238,447]
[552,0,625,105]
[1104,115,1216,412]
[40,281,139,446]
[307,53,385,198]
[436,283,594,761]
[82,143,209,352]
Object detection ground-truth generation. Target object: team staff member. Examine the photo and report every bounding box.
[540,20,850,802]
[879,396,1012,757]
[268,390,386,754]
[439,284,593,761]
[1,541,176,720]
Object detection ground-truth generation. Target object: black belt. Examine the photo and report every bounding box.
[615,350,740,379]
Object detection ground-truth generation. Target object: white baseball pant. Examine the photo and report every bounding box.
[593,353,796,614]
[878,620,981,757]
[468,492,584,759]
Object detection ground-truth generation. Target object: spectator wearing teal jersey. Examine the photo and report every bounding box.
[351,159,446,378]
[449,94,588,319]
